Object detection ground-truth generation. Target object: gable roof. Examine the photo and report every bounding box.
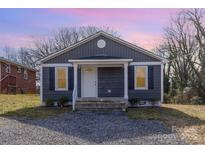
[0,57,36,71]
[39,31,168,63]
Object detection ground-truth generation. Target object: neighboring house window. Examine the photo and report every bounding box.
[135,66,148,89]
[24,69,28,80]
[17,67,21,73]
[5,64,11,73]
[55,67,68,91]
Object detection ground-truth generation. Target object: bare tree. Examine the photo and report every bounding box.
[2,46,18,62]
[0,26,119,86]
[184,9,205,56]
[183,9,205,97]
[156,9,205,100]
[18,47,36,68]
[157,12,198,92]
[31,26,120,61]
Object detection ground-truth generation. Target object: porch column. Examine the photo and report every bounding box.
[73,63,78,111]
[161,63,164,104]
[124,63,128,99]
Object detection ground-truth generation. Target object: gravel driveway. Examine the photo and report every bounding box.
[0,111,186,144]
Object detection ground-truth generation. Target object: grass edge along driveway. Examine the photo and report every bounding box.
[127,104,205,144]
[0,94,70,119]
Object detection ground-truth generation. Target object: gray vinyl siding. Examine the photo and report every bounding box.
[44,35,160,64]
[42,67,72,102]
[128,65,161,101]
[42,65,161,101]
[42,67,81,102]
[98,67,124,97]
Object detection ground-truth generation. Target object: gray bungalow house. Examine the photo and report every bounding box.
[39,31,167,111]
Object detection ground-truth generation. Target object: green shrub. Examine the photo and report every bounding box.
[171,92,185,104]
[163,93,171,104]
[169,89,177,97]
[58,96,69,107]
[129,97,140,105]
[190,96,204,104]
[183,87,196,102]
[45,98,54,107]
[148,98,159,106]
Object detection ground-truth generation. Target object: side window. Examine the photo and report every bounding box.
[24,69,28,80]
[5,64,11,73]
[135,66,148,90]
[17,67,21,73]
[55,67,68,91]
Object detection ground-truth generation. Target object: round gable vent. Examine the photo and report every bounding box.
[97,39,106,48]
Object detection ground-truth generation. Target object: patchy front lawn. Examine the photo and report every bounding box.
[1,94,205,144]
[0,94,71,119]
[127,104,205,144]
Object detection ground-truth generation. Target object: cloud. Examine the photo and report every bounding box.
[0,31,163,52]
[48,8,180,34]
[50,8,179,24]
[125,32,163,50]
[0,9,180,50]
[0,34,46,48]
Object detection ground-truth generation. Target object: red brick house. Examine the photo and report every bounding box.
[0,57,36,94]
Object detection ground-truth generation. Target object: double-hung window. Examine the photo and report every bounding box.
[135,66,148,90]
[23,69,28,80]
[5,64,11,73]
[17,67,21,73]
[55,67,68,91]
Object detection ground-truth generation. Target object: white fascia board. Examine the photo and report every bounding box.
[130,62,163,66]
[41,63,73,67]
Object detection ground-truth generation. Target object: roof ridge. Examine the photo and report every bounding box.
[39,31,167,63]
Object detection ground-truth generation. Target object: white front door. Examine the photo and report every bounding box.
[81,67,97,98]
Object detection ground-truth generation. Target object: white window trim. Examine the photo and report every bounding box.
[41,63,72,67]
[55,67,68,91]
[134,66,148,90]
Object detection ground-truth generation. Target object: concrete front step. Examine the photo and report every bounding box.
[75,101,128,111]
[76,97,127,102]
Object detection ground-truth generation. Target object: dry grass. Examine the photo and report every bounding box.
[163,104,205,144]
[0,94,71,119]
[127,104,205,144]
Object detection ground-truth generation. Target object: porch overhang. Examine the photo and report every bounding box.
[69,58,132,111]
[68,58,133,65]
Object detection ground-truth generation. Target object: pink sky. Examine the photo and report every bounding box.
[0,8,181,51]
